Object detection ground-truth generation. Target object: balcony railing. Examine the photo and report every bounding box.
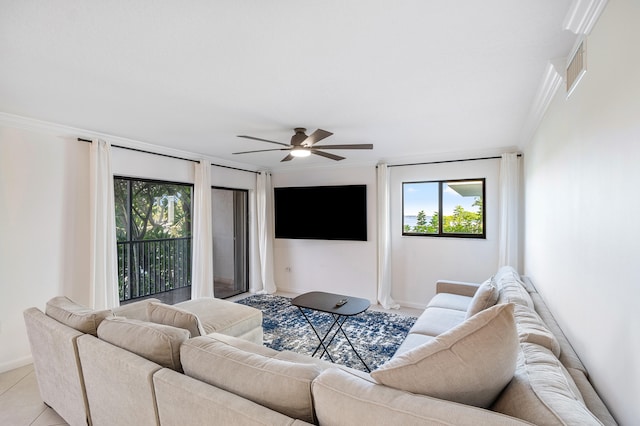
[117,237,192,302]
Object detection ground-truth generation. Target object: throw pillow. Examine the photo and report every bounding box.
[97,317,190,371]
[45,296,113,336]
[465,276,499,318]
[147,302,205,337]
[371,303,518,408]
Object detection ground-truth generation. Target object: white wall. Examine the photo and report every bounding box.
[523,1,640,423]
[271,159,502,307]
[0,120,260,372]
[0,126,90,371]
[272,166,378,301]
[389,159,501,308]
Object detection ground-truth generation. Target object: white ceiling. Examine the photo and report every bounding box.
[0,0,578,170]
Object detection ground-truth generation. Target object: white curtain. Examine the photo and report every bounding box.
[376,163,399,309]
[498,152,520,270]
[191,160,214,299]
[89,139,120,309]
[255,172,277,294]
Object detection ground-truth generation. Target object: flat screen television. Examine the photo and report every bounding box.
[274,185,367,241]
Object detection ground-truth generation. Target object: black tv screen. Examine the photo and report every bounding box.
[274,185,367,241]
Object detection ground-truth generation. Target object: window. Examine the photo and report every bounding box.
[402,178,485,238]
[114,177,193,303]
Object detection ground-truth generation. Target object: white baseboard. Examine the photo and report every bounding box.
[392,299,427,310]
[0,355,33,374]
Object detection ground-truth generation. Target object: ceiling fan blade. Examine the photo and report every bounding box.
[311,144,373,150]
[303,129,333,147]
[237,135,290,147]
[311,150,345,161]
[233,148,291,154]
[281,153,294,162]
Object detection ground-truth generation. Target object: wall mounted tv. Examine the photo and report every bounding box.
[274,185,367,241]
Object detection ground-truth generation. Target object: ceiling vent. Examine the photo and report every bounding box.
[566,40,586,97]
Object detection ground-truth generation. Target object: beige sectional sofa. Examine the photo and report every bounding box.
[23,266,617,425]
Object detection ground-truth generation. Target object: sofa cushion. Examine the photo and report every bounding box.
[513,304,561,357]
[567,367,618,426]
[530,292,586,373]
[492,343,603,425]
[371,303,518,408]
[408,307,466,337]
[112,298,161,321]
[313,367,532,426]
[393,333,436,357]
[465,276,499,318]
[147,301,205,337]
[427,293,472,311]
[175,297,263,339]
[181,335,323,423]
[45,296,112,336]
[494,267,534,308]
[97,317,190,371]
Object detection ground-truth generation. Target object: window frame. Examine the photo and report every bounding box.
[402,178,486,239]
[114,176,194,303]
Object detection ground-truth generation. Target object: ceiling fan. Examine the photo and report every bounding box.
[233,128,373,162]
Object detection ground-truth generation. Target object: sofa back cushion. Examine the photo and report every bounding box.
[494,267,534,308]
[371,303,518,408]
[97,317,190,371]
[492,343,603,425]
[147,301,205,337]
[513,304,561,357]
[181,335,323,423]
[45,296,112,336]
[112,298,161,321]
[465,276,499,318]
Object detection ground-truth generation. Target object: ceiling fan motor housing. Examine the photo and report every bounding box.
[291,128,308,146]
[235,127,371,162]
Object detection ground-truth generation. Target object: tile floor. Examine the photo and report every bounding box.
[0,292,421,425]
[0,364,68,426]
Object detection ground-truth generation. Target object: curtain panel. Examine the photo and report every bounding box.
[376,163,399,309]
[498,152,520,270]
[191,161,215,299]
[255,172,277,294]
[89,139,119,309]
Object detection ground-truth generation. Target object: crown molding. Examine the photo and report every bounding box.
[563,0,608,35]
[519,62,564,148]
[0,111,261,172]
[519,0,608,148]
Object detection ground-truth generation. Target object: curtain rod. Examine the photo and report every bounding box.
[77,138,259,174]
[386,153,522,168]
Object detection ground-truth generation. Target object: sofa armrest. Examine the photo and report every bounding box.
[312,368,532,425]
[23,307,89,426]
[436,280,480,297]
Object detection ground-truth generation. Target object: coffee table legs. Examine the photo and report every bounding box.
[296,307,371,372]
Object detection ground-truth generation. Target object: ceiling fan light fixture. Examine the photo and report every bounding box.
[291,147,311,157]
[235,127,372,162]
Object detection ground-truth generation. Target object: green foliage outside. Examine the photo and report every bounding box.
[404,197,483,235]
[114,179,193,301]
[114,179,192,242]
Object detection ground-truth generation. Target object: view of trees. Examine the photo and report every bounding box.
[404,197,483,235]
[114,178,193,302]
[114,179,192,242]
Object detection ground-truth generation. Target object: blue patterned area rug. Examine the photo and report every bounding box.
[236,294,416,372]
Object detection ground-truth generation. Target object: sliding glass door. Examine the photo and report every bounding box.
[211,187,248,298]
